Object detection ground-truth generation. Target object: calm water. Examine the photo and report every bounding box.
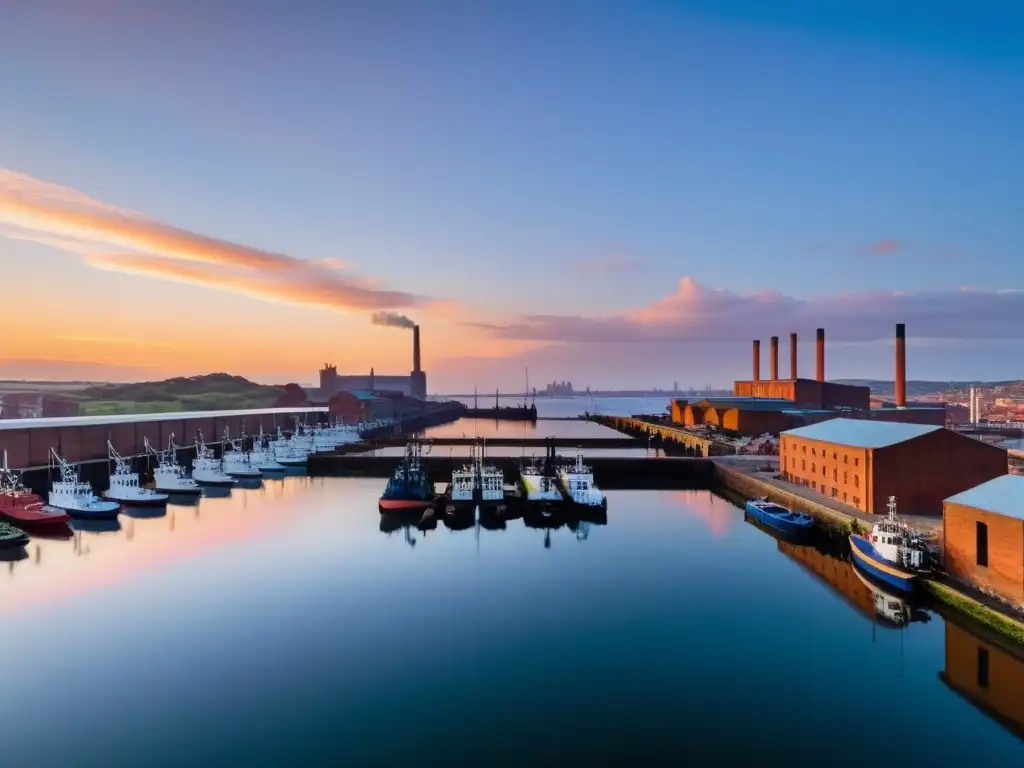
[3,476,1024,765]
[449,394,672,418]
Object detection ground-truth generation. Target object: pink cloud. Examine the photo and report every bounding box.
[866,239,904,255]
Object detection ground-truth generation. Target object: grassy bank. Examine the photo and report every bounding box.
[923,581,1024,645]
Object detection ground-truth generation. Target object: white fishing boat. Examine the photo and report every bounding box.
[192,433,235,487]
[520,462,563,503]
[269,427,308,467]
[249,429,286,472]
[557,449,606,508]
[220,431,262,479]
[47,449,121,520]
[103,442,169,506]
[145,436,202,496]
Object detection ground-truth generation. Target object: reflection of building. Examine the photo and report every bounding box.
[944,475,1024,606]
[941,621,1024,741]
[777,539,879,621]
[780,419,1007,515]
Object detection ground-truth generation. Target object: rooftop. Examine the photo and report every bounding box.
[782,418,941,448]
[695,397,797,412]
[0,406,328,432]
[946,475,1024,521]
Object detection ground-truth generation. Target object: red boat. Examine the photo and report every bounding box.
[379,497,435,513]
[0,453,72,526]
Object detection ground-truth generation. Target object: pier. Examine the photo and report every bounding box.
[357,436,645,450]
[586,415,734,457]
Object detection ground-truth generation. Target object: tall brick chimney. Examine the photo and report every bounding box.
[815,328,825,382]
[413,325,422,373]
[752,340,761,381]
[769,336,779,380]
[789,333,798,379]
[895,323,906,408]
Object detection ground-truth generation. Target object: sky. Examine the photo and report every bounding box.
[1,0,1022,391]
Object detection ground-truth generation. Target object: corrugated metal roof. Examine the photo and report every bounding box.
[0,406,328,432]
[946,475,1024,521]
[782,418,941,448]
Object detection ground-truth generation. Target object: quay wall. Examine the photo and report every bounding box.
[588,415,731,457]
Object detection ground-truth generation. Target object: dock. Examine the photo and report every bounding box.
[587,415,734,457]
[357,436,645,450]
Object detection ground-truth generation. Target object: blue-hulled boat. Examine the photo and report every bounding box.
[848,496,927,594]
[849,535,917,594]
[745,498,814,536]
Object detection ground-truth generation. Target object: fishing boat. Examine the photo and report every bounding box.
[380,441,435,512]
[248,429,286,472]
[557,448,606,508]
[849,496,927,594]
[269,427,308,467]
[449,439,505,511]
[0,519,29,548]
[192,433,235,487]
[745,497,814,537]
[0,451,71,526]
[103,442,169,506]
[47,449,121,520]
[220,430,262,479]
[520,462,563,505]
[145,436,202,496]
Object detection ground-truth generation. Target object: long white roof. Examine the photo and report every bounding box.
[782,418,942,449]
[946,475,1024,520]
[0,406,328,432]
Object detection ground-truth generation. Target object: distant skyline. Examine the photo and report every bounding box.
[2,1,1022,390]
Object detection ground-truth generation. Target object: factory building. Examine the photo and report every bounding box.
[670,397,835,435]
[328,391,394,424]
[317,324,428,400]
[943,475,1024,607]
[780,418,1007,515]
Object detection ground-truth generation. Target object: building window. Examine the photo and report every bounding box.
[843,472,848,484]
[843,492,848,502]
[791,457,796,468]
[811,463,816,474]
[977,522,989,568]
[853,496,861,506]
[844,455,848,464]
[822,465,826,477]
[832,468,838,481]
[832,452,837,461]
[854,457,860,467]
[812,448,816,457]
[853,475,859,488]
[801,459,806,470]
[802,445,806,454]
[811,481,817,491]
[831,487,838,498]
[978,647,990,689]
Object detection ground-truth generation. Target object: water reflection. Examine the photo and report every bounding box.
[941,620,1024,742]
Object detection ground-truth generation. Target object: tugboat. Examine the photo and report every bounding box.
[557,448,606,509]
[745,497,814,538]
[144,436,202,496]
[849,496,928,594]
[380,440,435,512]
[192,433,235,487]
[103,442,169,507]
[0,451,71,527]
[47,449,121,520]
[520,461,563,507]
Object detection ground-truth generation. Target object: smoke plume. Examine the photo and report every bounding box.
[372,311,416,329]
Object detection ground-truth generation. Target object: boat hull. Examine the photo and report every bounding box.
[103,491,169,507]
[192,474,235,487]
[60,506,121,521]
[745,500,814,537]
[0,506,71,526]
[154,484,203,496]
[849,534,917,594]
[379,498,435,512]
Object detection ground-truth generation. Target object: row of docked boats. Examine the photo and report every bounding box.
[746,494,931,594]
[378,439,607,516]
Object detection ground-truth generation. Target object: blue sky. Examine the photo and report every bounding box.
[1,1,1022,388]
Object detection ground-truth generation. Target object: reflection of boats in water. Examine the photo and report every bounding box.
[851,566,930,628]
[777,539,928,629]
[939,618,1024,743]
[70,517,122,534]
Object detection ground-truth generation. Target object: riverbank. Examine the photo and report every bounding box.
[924,581,1024,645]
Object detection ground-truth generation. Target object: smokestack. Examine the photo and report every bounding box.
[895,323,906,408]
[815,328,825,382]
[789,333,798,379]
[752,340,761,381]
[769,336,779,380]
[413,325,422,373]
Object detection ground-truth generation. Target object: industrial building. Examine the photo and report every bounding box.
[328,390,396,424]
[671,323,947,436]
[943,475,1024,607]
[780,418,1007,515]
[315,324,428,400]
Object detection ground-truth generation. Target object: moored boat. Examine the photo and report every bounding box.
[249,429,287,473]
[47,449,121,520]
[380,441,435,512]
[0,451,71,526]
[220,430,262,479]
[145,436,203,496]
[745,497,814,537]
[521,461,563,506]
[849,496,927,594]
[103,442,169,507]
[0,520,29,548]
[557,448,606,508]
[192,433,235,487]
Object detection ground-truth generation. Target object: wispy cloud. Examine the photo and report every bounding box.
[468,277,1024,344]
[569,245,644,276]
[0,168,431,313]
[865,239,905,255]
